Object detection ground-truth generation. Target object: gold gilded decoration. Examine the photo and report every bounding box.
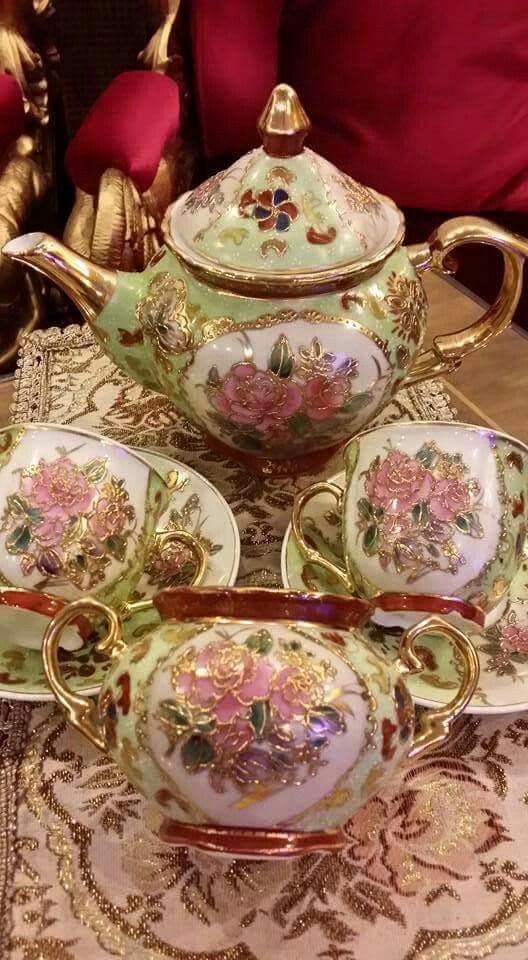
[159,629,347,799]
[135,272,194,367]
[385,271,427,344]
[7,325,528,960]
[260,238,288,258]
[336,173,383,217]
[358,441,484,582]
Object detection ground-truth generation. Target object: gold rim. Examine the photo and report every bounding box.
[161,201,405,298]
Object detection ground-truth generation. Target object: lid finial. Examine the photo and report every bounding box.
[258,84,311,158]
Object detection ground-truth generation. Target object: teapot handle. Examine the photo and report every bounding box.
[42,597,123,752]
[404,216,527,386]
[398,614,479,759]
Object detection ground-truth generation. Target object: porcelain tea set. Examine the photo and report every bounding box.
[3,85,528,859]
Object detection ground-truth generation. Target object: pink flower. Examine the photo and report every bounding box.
[88,496,128,540]
[270,665,322,721]
[302,375,347,422]
[380,513,412,544]
[35,513,67,547]
[212,718,254,755]
[22,457,94,521]
[500,623,528,655]
[174,640,274,722]
[212,363,302,433]
[429,476,470,521]
[365,449,433,514]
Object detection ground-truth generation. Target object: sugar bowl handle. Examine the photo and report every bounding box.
[292,481,350,589]
[41,597,123,752]
[405,216,527,385]
[398,615,479,759]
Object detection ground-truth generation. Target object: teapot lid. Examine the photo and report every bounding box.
[163,85,404,296]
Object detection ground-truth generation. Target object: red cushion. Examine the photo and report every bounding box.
[191,0,284,158]
[0,73,25,154]
[192,0,528,212]
[65,71,180,195]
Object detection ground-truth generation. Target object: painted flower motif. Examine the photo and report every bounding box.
[22,457,94,521]
[88,494,131,540]
[499,623,528,655]
[160,633,344,797]
[385,271,427,345]
[212,718,254,755]
[212,362,302,433]
[270,664,322,721]
[1,451,138,592]
[365,449,433,514]
[429,476,470,522]
[175,639,274,722]
[358,441,483,582]
[302,375,349,422]
[239,188,299,232]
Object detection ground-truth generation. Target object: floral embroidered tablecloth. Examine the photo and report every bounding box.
[2,324,528,960]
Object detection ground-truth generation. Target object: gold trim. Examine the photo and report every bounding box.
[41,598,123,751]
[404,216,526,385]
[162,203,405,298]
[398,615,479,758]
[200,307,392,360]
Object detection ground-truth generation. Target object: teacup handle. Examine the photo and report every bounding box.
[405,216,526,386]
[124,530,208,616]
[41,597,122,752]
[292,481,350,589]
[398,614,479,760]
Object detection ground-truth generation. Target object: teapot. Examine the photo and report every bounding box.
[6,85,528,474]
[40,587,479,858]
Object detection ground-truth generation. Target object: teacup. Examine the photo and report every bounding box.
[293,422,528,627]
[0,423,206,648]
[39,587,479,859]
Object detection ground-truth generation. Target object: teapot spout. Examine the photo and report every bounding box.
[3,232,116,323]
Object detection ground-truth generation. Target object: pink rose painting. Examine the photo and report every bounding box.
[500,623,528,655]
[1,451,137,590]
[358,441,483,582]
[207,334,376,453]
[157,631,346,795]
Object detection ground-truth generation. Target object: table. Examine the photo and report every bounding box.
[2,273,528,960]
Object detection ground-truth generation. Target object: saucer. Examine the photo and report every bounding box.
[0,449,240,700]
[282,470,528,715]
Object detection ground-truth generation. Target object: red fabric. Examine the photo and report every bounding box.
[192,0,528,212]
[0,73,25,154]
[191,0,284,158]
[65,71,181,195]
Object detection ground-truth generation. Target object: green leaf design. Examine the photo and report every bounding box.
[363,524,379,555]
[106,535,127,561]
[26,507,43,523]
[357,498,374,521]
[454,514,471,534]
[182,733,214,772]
[268,335,294,378]
[250,700,270,739]
[288,413,312,436]
[341,392,372,415]
[415,444,437,468]
[6,524,31,554]
[82,458,108,483]
[246,629,273,655]
[160,700,190,728]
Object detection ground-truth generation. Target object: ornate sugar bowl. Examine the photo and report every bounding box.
[41,588,478,858]
[6,85,527,473]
